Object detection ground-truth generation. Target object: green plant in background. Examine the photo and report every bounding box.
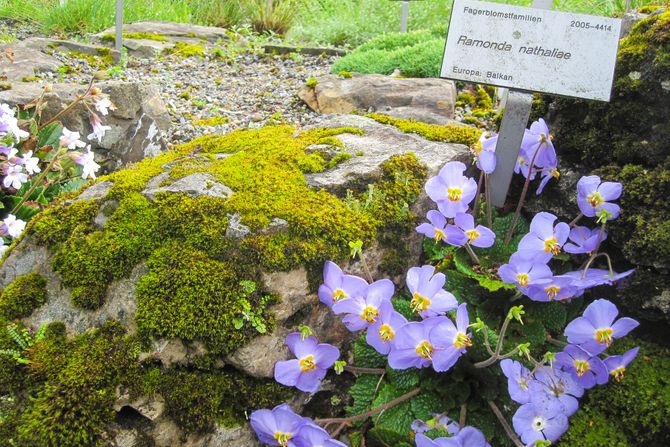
[232,280,273,334]
[0,323,46,365]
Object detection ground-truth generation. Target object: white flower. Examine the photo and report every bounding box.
[0,105,29,142]
[2,214,26,238]
[2,164,28,189]
[0,103,15,118]
[0,239,7,257]
[1,146,18,160]
[21,151,41,175]
[87,115,111,143]
[94,97,115,116]
[71,146,100,180]
[60,127,86,150]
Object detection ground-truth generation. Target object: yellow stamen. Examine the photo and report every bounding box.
[552,169,561,179]
[574,359,590,377]
[415,340,434,359]
[545,285,561,300]
[332,288,348,302]
[360,305,379,323]
[465,229,480,243]
[587,191,604,208]
[544,237,561,254]
[518,378,529,390]
[411,292,432,313]
[274,432,292,446]
[454,332,472,349]
[595,328,613,346]
[434,228,446,242]
[299,355,316,373]
[517,273,530,287]
[610,366,626,382]
[447,187,463,202]
[379,324,395,342]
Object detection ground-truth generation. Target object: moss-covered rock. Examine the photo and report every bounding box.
[0,272,47,320]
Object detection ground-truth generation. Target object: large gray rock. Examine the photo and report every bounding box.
[0,43,61,81]
[298,74,458,124]
[0,81,170,172]
[97,21,229,43]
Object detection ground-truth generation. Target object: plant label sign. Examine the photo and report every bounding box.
[441,0,622,101]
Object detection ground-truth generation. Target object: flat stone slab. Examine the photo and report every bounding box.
[263,44,347,57]
[0,44,61,81]
[305,115,469,194]
[97,21,229,43]
[19,37,121,61]
[298,74,458,125]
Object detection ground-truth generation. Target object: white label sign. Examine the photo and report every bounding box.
[440,0,622,101]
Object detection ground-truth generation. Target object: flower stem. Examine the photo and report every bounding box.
[316,387,422,428]
[343,365,386,375]
[459,403,467,429]
[504,141,544,245]
[464,244,480,265]
[474,315,513,368]
[484,174,493,228]
[488,401,525,447]
[39,79,95,130]
[358,250,375,284]
[472,171,485,219]
[569,213,583,227]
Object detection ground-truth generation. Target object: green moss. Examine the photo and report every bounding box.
[101,32,170,42]
[0,273,47,320]
[559,407,629,446]
[67,50,113,69]
[328,152,351,168]
[31,200,99,249]
[564,338,670,444]
[156,368,291,434]
[306,77,318,88]
[339,71,353,78]
[0,81,11,91]
[366,113,483,146]
[21,76,39,82]
[457,92,476,107]
[192,116,229,126]
[164,41,206,58]
[11,321,140,446]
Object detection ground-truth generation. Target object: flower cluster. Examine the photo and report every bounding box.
[497,176,632,303]
[250,403,345,447]
[504,299,638,445]
[0,87,110,253]
[412,414,490,447]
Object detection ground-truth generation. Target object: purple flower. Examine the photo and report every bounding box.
[512,402,568,445]
[525,275,579,302]
[474,131,497,174]
[274,333,340,393]
[536,166,560,195]
[412,414,461,436]
[249,403,309,446]
[332,279,394,331]
[2,163,27,189]
[563,268,634,292]
[564,299,639,355]
[555,344,609,389]
[292,424,347,447]
[564,226,606,255]
[604,347,639,382]
[428,303,472,372]
[411,419,431,435]
[366,300,408,355]
[498,252,553,291]
[387,317,446,370]
[500,359,533,404]
[453,426,491,447]
[518,212,570,261]
[514,144,536,180]
[406,265,458,318]
[425,161,478,217]
[416,210,450,242]
[414,434,460,447]
[577,175,622,220]
[1,214,26,239]
[521,119,557,169]
[529,367,583,417]
[318,261,368,308]
[448,213,496,248]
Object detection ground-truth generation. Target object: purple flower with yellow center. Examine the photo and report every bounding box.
[521,118,557,170]
[604,347,639,382]
[318,261,368,308]
[474,131,497,174]
[555,344,608,389]
[425,161,478,218]
[366,300,408,355]
[274,333,340,393]
[498,252,553,292]
[249,403,309,446]
[416,210,450,242]
[415,434,460,447]
[412,414,460,436]
[292,424,347,447]
[525,275,578,302]
[564,299,639,355]
[512,402,568,445]
[387,317,446,370]
[332,279,394,331]
[500,359,533,404]
[406,265,458,318]
[564,226,606,255]
[447,212,496,248]
[577,175,622,221]
[529,367,583,416]
[518,212,570,261]
[514,144,536,180]
[428,303,472,372]
[536,165,560,195]
[454,426,491,447]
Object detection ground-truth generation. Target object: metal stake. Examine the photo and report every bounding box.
[401,1,409,33]
[115,0,124,54]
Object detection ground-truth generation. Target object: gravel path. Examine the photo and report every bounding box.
[40,40,334,145]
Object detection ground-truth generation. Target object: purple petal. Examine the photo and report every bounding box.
[454,212,475,231]
[332,298,362,316]
[427,209,448,228]
[323,261,343,288]
[425,176,448,203]
[577,175,600,198]
[600,202,621,219]
[554,222,570,246]
[456,303,469,332]
[341,314,369,331]
[478,150,496,174]
[285,333,318,358]
[366,279,394,306]
[388,347,422,370]
[296,367,327,393]
[444,224,468,246]
[416,222,437,239]
[250,409,279,444]
[611,317,639,338]
[583,299,618,328]
[432,346,461,372]
[597,181,622,201]
[313,344,340,368]
[564,317,596,344]
[471,225,496,248]
[275,359,302,387]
